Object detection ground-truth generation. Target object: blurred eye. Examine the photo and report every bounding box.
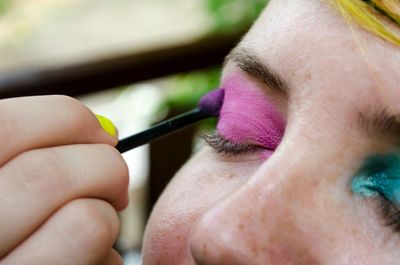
[352,153,400,231]
[202,131,267,156]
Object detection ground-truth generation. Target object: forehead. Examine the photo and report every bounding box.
[238,0,400,113]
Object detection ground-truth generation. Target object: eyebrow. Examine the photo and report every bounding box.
[358,108,400,139]
[225,48,289,96]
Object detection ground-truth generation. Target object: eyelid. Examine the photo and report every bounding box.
[202,131,265,156]
[352,153,400,232]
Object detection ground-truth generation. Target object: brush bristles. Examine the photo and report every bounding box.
[198,88,225,117]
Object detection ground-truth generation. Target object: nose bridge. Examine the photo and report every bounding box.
[190,150,324,265]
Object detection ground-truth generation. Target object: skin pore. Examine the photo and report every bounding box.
[142,0,400,264]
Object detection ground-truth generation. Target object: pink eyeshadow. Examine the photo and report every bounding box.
[217,74,285,150]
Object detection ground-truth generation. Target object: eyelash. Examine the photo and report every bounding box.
[376,196,400,232]
[202,132,264,156]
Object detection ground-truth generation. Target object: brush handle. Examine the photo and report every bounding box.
[116,108,210,153]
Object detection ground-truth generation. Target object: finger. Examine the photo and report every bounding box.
[0,95,116,166]
[0,144,129,257]
[1,199,120,265]
[100,249,124,265]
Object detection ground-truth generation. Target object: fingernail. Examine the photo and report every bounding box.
[96,114,117,138]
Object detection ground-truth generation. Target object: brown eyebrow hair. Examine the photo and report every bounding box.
[224,48,289,96]
[358,108,400,138]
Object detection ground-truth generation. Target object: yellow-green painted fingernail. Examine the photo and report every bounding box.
[96,114,117,138]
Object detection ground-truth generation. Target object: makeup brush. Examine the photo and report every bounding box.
[116,88,225,153]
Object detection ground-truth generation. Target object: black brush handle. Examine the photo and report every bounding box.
[116,108,210,153]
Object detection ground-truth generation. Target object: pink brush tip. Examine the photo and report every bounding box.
[199,88,225,117]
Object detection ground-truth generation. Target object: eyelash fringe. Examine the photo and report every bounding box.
[201,132,262,156]
[376,196,400,232]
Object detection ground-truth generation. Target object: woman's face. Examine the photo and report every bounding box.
[142,0,400,264]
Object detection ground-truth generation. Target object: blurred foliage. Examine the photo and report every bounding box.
[164,1,268,113]
[162,67,221,129]
[166,67,221,110]
[205,0,269,32]
[0,0,12,15]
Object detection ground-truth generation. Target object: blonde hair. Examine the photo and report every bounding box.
[334,0,400,46]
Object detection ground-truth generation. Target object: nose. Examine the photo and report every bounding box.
[189,153,325,265]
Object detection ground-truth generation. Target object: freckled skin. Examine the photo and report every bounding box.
[142,0,400,264]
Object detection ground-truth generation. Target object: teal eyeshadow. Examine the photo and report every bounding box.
[352,153,400,203]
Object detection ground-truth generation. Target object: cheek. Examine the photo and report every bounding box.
[142,148,259,265]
